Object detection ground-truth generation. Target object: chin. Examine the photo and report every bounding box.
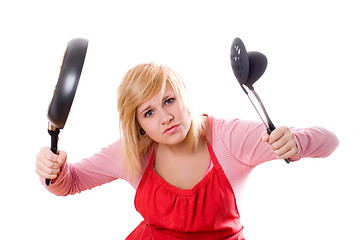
[161,131,188,146]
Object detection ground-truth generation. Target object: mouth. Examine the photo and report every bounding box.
[164,124,180,134]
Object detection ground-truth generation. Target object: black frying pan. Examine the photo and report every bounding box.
[46,38,89,185]
[230,37,290,164]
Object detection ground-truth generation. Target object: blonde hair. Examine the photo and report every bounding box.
[117,63,203,181]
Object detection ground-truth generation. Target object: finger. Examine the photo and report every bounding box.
[270,135,289,151]
[36,152,61,172]
[268,128,285,145]
[36,159,61,176]
[274,137,298,158]
[276,146,298,160]
[38,147,59,163]
[39,156,62,170]
[261,131,269,142]
[57,150,67,165]
[35,167,49,179]
[274,141,294,157]
[37,148,62,168]
[36,166,59,180]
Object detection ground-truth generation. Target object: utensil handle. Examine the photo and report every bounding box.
[46,128,60,185]
[266,121,291,164]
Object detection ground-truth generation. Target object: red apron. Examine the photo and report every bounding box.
[126,136,244,239]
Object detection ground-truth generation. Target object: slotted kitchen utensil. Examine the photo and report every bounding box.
[230,37,290,163]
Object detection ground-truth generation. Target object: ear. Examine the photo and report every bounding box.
[139,128,147,136]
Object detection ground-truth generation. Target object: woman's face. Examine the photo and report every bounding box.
[136,83,191,146]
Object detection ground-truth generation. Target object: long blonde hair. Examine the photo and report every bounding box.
[117,63,203,181]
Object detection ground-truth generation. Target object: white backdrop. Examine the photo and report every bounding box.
[1,0,359,239]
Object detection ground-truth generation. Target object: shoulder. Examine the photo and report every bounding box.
[207,116,261,133]
[206,116,265,149]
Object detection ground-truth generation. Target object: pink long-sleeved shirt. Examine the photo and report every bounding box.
[42,116,339,199]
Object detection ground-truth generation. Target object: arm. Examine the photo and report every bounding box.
[220,118,339,167]
[289,126,339,161]
[38,139,128,196]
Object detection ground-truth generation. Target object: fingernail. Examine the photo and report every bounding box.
[58,156,64,163]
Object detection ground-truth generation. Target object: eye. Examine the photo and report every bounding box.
[144,110,154,117]
[164,98,174,106]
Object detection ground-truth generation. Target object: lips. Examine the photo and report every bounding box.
[164,124,180,134]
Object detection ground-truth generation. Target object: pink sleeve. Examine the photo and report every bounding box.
[220,118,339,167]
[221,118,276,166]
[290,126,339,161]
[41,139,130,196]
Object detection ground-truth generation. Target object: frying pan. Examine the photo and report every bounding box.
[230,37,290,163]
[46,38,89,185]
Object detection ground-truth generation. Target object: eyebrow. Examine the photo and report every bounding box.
[139,93,173,115]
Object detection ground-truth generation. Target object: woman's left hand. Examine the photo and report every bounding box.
[261,126,298,160]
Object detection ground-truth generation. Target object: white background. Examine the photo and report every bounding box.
[1,0,359,239]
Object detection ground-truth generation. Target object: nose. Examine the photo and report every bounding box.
[160,109,174,125]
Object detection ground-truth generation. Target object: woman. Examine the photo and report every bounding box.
[36,63,339,239]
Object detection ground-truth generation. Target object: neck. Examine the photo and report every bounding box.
[158,140,191,156]
[157,135,204,156]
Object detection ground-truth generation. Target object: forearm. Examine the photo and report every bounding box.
[290,126,339,161]
[40,141,125,196]
[40,162,75,196]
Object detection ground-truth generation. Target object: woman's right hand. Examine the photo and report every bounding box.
[36,147,67,181]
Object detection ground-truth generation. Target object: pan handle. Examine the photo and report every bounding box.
[46,127,60,186]
[267,120,291,164]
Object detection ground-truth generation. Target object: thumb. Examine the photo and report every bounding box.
[57,150,67,165]
[261,131,269,142]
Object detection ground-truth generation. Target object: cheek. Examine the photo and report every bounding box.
[136,116,149,132]
[139,119,158,137]
[177,101,190,117]
[181,104,191,119]
[181,108,192,130]
[138,119,149,132]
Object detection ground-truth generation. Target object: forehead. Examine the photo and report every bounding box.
[137,83,174,111]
